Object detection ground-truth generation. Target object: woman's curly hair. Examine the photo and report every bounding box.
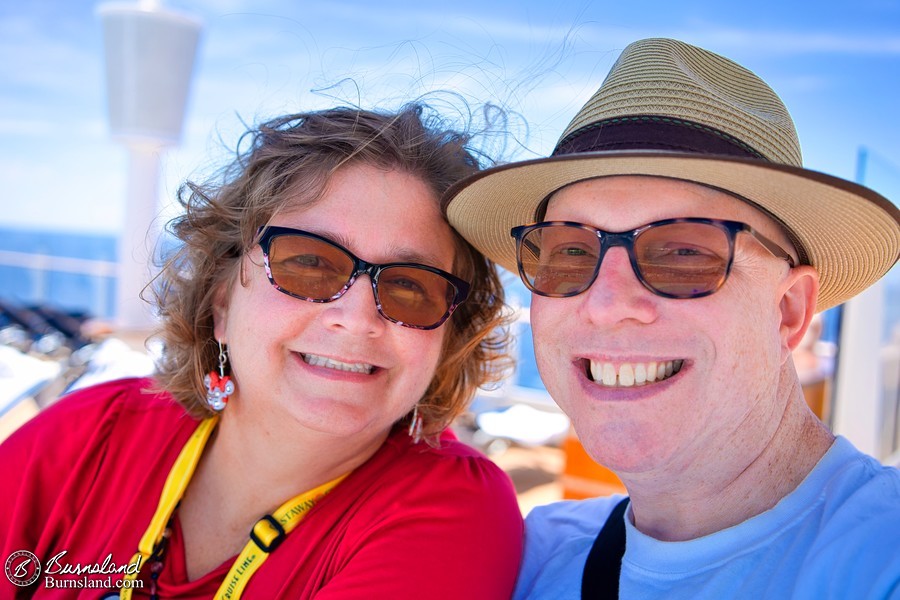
[152,103,512,441]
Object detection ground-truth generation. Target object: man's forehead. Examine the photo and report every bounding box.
[548,176,781,228]
[544,175,801,263]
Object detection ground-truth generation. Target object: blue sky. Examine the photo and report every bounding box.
[2,0,899,234]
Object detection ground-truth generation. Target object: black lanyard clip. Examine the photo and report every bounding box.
[250,514,286,553]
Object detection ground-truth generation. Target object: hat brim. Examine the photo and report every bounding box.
[444,151,900,312]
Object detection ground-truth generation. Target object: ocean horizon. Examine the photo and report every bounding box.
[0,227,118,319]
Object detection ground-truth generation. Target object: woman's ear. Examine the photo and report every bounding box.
[212,281,230,342]
[778,265,819,358]
[212,255,248,342]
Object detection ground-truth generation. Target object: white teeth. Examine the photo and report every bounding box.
[634,364,647,385]
[303,353,374,374]
[602,363,616,386]
[589,359,684,387]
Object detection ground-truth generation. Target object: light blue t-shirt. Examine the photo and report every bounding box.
[514,436,900,599]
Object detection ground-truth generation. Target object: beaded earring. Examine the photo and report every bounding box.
[204,341,234,412]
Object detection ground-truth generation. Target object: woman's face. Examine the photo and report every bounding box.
[214,162,457,443]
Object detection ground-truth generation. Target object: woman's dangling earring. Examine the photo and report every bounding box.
[204,340,234,412]
[408,404,423,444]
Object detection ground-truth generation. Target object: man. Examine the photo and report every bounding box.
[445,38,900,598]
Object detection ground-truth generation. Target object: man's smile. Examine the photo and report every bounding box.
[586,359,685,387]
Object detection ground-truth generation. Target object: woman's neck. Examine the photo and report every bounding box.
[202,408,387,517]
[176,407,390,580]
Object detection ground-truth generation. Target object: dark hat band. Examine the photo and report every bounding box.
[554,116,767,160]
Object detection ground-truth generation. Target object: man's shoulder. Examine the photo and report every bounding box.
[791,437,900,597]
[514,495,626,600]
[818,436,900,526]
[526,494,625,537]
[819,436,900,514]
[523,495,628,564]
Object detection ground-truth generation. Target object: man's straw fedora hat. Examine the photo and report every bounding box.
[444,38,900,311]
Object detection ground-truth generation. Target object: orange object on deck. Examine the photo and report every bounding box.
[802,378,830,424]
[561,431,627,499]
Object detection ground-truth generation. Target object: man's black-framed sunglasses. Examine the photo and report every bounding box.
[510,218,796,300]
[257,226,470,330]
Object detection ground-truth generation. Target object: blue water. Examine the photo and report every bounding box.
[0,228,118,318]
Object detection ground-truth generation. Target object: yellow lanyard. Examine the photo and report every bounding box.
[120,417,347,599]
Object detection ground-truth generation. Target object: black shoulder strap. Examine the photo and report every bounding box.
[581,497,630,600]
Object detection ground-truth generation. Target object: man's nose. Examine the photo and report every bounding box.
[578,247,659,326]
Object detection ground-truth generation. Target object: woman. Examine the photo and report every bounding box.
[0,104,522,598]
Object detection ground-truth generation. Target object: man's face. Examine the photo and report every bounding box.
[531,175,800,478]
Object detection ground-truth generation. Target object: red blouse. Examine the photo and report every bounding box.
[0,378,523,598]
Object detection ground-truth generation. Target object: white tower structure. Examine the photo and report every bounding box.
[98,0,202,331]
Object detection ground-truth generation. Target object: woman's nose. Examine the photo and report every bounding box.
[319,275,386,336]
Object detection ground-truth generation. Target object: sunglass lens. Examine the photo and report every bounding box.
[634,222,730,297]
[268,235,354,300]
[377,266,456,327]
[519,226,600,296]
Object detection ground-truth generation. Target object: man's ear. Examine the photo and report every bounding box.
[778,265,819,357]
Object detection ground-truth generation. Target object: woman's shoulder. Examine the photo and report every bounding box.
[1,376,190,456]
[353,428,523,528]
[381,427,514,489]
[0,377,198,563]
[338,427,520,516]
[56,375,173,408]
[288,429,523,600]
